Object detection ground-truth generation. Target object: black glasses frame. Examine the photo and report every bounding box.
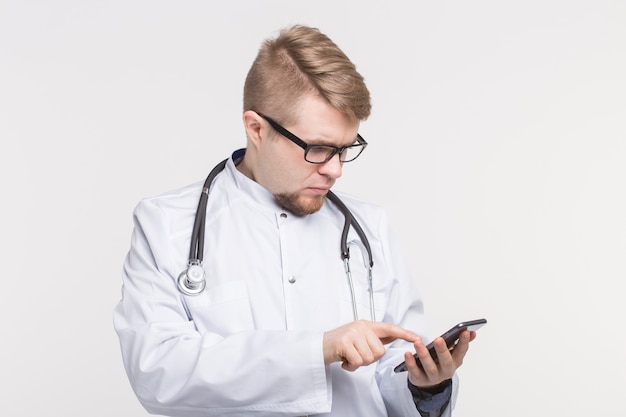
[257,113,367,164]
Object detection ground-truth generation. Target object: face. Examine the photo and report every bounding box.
[243,93,361,216]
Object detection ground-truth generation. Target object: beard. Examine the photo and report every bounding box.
[274,192,326,216]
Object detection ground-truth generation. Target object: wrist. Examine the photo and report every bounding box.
[420,380,450,394]
[408,378,452,398]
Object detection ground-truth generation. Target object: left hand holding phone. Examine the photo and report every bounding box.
[404,328,476,388]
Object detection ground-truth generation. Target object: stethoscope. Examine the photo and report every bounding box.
[178,156,376,321]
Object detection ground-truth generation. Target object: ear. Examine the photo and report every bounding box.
[242,110,264,147]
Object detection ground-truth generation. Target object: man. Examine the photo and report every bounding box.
[113,24,476,417]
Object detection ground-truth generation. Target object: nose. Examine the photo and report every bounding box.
[317,152,343,179]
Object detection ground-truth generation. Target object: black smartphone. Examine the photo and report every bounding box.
[393,318,487,373]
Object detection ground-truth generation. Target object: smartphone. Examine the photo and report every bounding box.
[393,318,487,373]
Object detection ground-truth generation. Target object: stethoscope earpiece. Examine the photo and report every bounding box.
[178,264,206,296]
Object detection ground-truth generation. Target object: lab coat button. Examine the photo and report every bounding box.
[288,276,296,283]
[280,212,287,218]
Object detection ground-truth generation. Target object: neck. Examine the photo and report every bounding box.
[235,157,255,181]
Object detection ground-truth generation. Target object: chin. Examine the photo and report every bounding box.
[275,194,325,216]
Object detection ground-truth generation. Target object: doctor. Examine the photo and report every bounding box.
[113,24,476,417]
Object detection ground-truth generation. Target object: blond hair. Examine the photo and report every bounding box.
[243,25,371,124]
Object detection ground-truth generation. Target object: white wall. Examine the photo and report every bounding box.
[1,1,624,416]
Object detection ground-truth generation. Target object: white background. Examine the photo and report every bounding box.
[1,1,625,416]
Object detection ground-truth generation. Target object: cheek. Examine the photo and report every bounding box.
[258,155,297,192]
[258,142,316,192]
[274,162,316,195]
[273,163,304,190]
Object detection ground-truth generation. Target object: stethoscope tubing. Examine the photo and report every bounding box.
[189,158,228,263]
[326,190,373,268]
[181,157,375,320]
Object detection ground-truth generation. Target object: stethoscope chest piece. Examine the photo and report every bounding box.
[178,263,206,295]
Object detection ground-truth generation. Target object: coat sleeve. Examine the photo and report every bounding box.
[112,199,331,417]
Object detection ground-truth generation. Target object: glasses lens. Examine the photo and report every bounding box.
[340,144,366,162]
[305,144,367,163]
[305,145,337,163]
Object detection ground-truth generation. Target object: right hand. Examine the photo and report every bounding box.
[323,320,419,371]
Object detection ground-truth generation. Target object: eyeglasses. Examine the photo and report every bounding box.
[257,113,367,164]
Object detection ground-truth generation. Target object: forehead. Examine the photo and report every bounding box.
[290,95,360,146]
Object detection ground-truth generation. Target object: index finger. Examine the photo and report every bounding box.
[372,322,419,344]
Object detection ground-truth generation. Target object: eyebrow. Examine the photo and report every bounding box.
[260,112,359,148]
[304,132,361,147]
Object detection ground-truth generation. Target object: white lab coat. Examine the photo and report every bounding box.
[113,150,457,417]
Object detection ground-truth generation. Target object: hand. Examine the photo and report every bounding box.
[404,330,478,388]
[323,320,419,371]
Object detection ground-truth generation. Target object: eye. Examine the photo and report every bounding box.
[306,145,336,163]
